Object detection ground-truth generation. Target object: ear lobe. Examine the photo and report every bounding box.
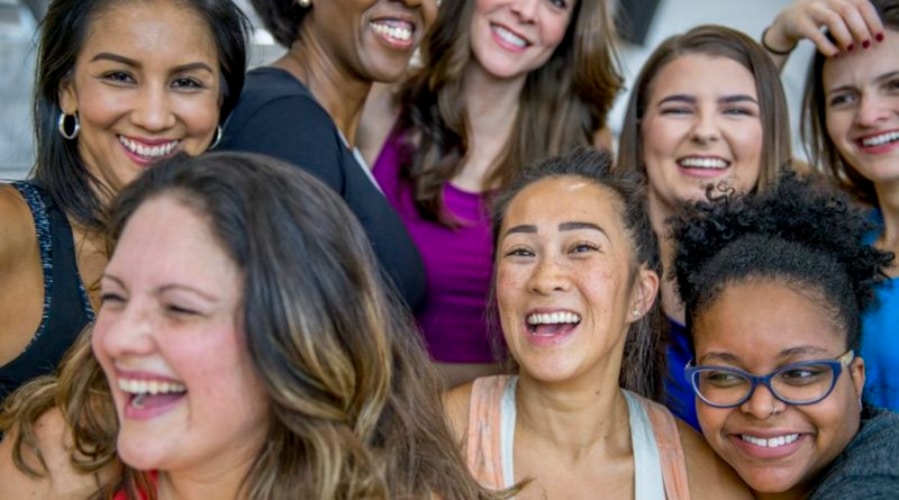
[629,267,660,322]
[58,79,77,114]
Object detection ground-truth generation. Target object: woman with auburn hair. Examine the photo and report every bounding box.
[764,0,899,411]
[671,172,899,497]
[0,152,503,500]
[444,148,751,499]
[0,0,249,405]
[616,25,792,429]
[362,0,623,387]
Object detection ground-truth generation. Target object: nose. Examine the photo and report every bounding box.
[94,300,156,360]
[527,253,570,295]
[690,109,721,144]
[510,0,539,21]
[739,382,784,420]
[131,84,176,133]
[854,93,892,128]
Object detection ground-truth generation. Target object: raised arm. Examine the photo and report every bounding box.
[763,0,884,70]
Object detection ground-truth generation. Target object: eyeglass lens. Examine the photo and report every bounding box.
[693,363,837,406]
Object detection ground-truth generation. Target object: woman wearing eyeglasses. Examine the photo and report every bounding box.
[671,171,899,497]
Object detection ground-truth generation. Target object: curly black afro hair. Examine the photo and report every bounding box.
[671,171,894,349]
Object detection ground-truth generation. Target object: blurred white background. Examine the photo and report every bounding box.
[0,0,808,181]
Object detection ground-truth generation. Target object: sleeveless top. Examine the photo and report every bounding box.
[0,182,94,402]
[466,375,691,499]
[373,127,497,363]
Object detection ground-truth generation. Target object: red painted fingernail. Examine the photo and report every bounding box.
[863,40,871,49]
[876,32,885,42]
[847,43,854,51]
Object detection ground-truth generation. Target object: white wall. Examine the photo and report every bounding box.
[610,0,815,156]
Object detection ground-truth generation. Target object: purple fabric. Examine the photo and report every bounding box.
[373,131,497,363]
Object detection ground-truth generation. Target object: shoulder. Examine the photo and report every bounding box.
[811,408,899,497]
[676,419,753,499]
[0,183,37,272]
[442,381,475,443]
[0,408,102,499]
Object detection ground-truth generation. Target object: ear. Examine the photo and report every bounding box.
[628,266,659,323]
[849,354,866,399]
[58,78,77,115]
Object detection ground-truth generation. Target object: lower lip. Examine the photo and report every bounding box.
[524,322,579,347]
[857,139,899,155]
[677,165,730,179]
[730,434,805,460]
[122,393,186,421]
[119,139,177,168]
[490,25,527,53]
[371,25,415,51]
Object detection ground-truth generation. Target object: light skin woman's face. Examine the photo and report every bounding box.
[93,196,269,481]
[640,54,763,214]
[823,28,899,190]
[304,0,437,83]
[495,176,657,385]
[59,0,222,196]
[692,279,864,497]
[469,0,575,82]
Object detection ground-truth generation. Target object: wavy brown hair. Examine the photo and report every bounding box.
[396,0,623,224]
[2,152,502,499]
[802,0,899,206]
[617,24,791,191]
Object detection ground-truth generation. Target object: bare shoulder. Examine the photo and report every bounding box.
[0,408,103,499]
[358,82,403,167]
[677,419,753,499]
[0,183,35,268]
[442,382,475,443]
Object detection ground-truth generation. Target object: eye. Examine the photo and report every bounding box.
[503,246,534,258]
[722,106,756,117]
[102,71,135,85]
[99,292,125,305]
[171,77,205,90]
[777,365,830,386]
[164,303,199,317]
[568,241,600,254]
[660,106,692,116]
[883,78,899,93]
[547,0,568,8]
[701,370,746,388]
[828,92,857,108]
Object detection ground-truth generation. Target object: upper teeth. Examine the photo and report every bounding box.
[119,378,186,395]
[861,131,899,147]
[119,137,179,158]
[493,25,527,48]
[678,157,728,169]
[371,21,412,42]
[527,312,581,325]
[741,434,799,448]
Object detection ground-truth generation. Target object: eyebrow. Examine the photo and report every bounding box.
[503,221,609,238]
[699,345,833,365]
[89,52,215,74]
[101,273,221,302]
[657,94,758,106]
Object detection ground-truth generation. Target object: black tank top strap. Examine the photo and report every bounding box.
[0,181,94,401]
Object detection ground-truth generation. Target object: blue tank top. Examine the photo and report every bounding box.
[0,182,94,403]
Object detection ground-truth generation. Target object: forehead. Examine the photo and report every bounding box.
[648,53,757,101]
[692,279,846,360]
[80,1,218,67]
[822,28,899,88]
[503,176,625,230]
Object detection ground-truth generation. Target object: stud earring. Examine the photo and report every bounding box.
[632,307,640,317]
[297,0,311,7]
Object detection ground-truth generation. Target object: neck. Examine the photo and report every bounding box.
[648,193,685,323]
[275,40,372,146]
[514,365,630,454]
[456,63,526,189]
[157,458,255,500]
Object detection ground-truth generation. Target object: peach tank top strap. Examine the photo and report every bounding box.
[465,375,513,490]
[642,397,692,500]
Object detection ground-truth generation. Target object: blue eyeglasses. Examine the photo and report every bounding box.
[684,350,855,408]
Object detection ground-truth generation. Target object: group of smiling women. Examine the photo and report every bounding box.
[0,0,896,498]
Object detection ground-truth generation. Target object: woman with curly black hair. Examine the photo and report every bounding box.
[671,172,899,497]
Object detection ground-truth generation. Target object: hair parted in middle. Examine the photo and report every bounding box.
[490,147,666,401]
[1,151,504,500]
[617,24,791,192]
[396,0,624,224]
